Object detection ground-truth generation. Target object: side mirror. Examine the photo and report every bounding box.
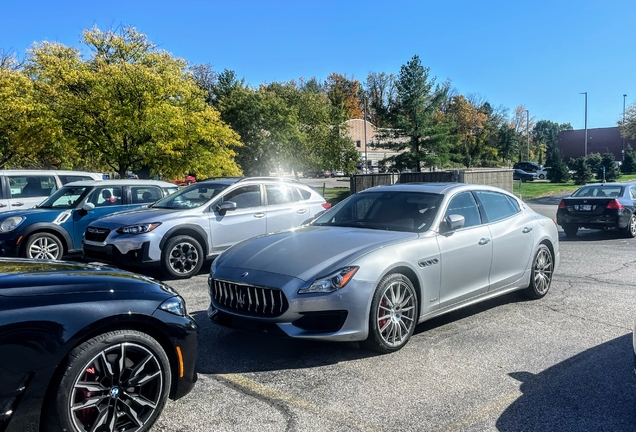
[82,202,95,212]
[443,214,465,232]
[217,201,237,214]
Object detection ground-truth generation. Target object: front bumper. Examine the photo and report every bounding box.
[83,241,158,267]
[207,268,375,342]
[0,234,20,257]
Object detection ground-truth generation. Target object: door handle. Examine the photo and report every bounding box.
[478,238,491,245]
[522,227,533,233]
[296,209,307,215]
[11,202,24,207]
[254,213,265,218]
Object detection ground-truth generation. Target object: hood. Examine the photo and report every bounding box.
[88,207,184,227]
[215,226,417,281]
[0,207,62,223]
[0,258,176,297]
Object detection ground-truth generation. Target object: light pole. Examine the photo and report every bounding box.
[623,94,627,159]
[525,109,530,160]
[363,95,368,171]
[581,92,588,156]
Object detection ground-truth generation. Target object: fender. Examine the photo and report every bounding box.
[159,224,209,255]
[19,222,75,252]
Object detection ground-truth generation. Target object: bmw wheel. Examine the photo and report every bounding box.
[524,244,553,299]
[625,214,636,238]
[362,273,418,353]
[24,232,63,260]
[162,235,204,279]
[45,330,171,432]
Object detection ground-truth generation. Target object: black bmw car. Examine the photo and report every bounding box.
[557,182,636,237]
[0,258,198,432]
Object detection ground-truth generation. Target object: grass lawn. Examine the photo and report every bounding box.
[322,174,636,205]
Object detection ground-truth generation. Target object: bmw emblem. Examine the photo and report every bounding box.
[110,387,120,398]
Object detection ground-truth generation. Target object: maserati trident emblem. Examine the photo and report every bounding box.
[240,272,249,278]
[237,292,246,307]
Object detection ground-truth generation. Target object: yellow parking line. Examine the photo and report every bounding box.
[218,373,389,432]
[432,391,522,432]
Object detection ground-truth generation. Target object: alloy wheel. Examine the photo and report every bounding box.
[376,279,417,348]
[70,342,163,432]
[28,236,61,259]
[533,247,553,295]
[169,242,199,275]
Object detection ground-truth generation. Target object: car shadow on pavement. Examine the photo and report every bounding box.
[191,310,376,375]
[559,229,633,242]
[497,333,636,431]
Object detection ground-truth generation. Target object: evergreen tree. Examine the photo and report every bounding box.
[586,153,602,179]
[600,152,621,182]
[545,147,570,183]
[621,145,636,174]
[570,157,593,185]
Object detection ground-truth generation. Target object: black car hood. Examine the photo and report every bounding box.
[0,258,176,297]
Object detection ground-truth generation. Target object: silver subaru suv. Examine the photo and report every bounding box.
[82,177,330,278]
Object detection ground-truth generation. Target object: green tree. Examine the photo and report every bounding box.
[599,152,621,182]
[447,95,488,167]
[584,153,602,180]
[380,55,455,171]
[26,26,241,178]
[570,157,593,185]
[496,124,518,164]
[621,144,636,174]
[545,147,570,183]
[324,73,362,119]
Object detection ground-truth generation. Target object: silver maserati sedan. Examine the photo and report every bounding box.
[208,183,560,353]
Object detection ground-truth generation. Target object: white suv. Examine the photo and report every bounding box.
[83,177,330,278]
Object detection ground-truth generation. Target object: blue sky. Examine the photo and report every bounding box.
[2,0,634,130]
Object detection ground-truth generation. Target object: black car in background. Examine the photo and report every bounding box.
[557,183,636,237]
[513,161,542,173]
[0,258,198,432]
[513,169,538,182]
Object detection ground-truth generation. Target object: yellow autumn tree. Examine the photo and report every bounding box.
[25,26,241,178]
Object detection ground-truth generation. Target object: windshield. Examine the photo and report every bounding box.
[37,186,90,209]
[571,186,623,198]
[312,191,443,232]
[151,183,229,209]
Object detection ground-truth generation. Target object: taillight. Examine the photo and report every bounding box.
[558,200,566,209]
[606,199,623,210]
[321,203,332,210]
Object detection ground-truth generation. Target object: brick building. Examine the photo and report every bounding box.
[558,127,636,161]
[344,119,406,169]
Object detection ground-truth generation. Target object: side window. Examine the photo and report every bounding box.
[223,185,261,209]
[88,186,124,207]
[443,192,481,228]
[297,187,312,200]
[630,187,636,200]
[59,175,93,184]
[132,186,163,204]
[9,175,57,198]
[265,184,300,205]
[474,191,520,223]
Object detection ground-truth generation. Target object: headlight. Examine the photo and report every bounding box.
[0,216,25,232]
[159,296,186,316]
[298,266,359,294]
[116,222,161,235]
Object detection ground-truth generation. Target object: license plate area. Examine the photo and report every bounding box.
[576,204,593,211]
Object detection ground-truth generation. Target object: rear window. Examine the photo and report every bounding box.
[572,186,623,198]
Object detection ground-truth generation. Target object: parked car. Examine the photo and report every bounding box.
[513,161,542,173]
[0,180,177,260]
[513,169,538,182]
[83,177,331,279]
[535,167,551,180]
[556,182,636,237]
[208,183,559,353]
[172,175,197,186]
[0,258,198,432]
[0,169,103,213]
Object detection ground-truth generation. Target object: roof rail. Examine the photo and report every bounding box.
[236,176,304,185]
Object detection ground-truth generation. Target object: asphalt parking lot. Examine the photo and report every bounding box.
[150,200,636,431]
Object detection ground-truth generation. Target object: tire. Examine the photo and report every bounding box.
[563,225,578,237]
[187,180,193,185]
[624,214,636,238]
[162,235,203,279]
[524,244,554,299]
[44,330,171,432]
[362,273,418,353]
[539,174,546,180]
[24,232,63,260]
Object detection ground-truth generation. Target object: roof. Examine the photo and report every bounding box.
[64,179,177,187]
[360,182,513,196]
[0,169,103,178]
